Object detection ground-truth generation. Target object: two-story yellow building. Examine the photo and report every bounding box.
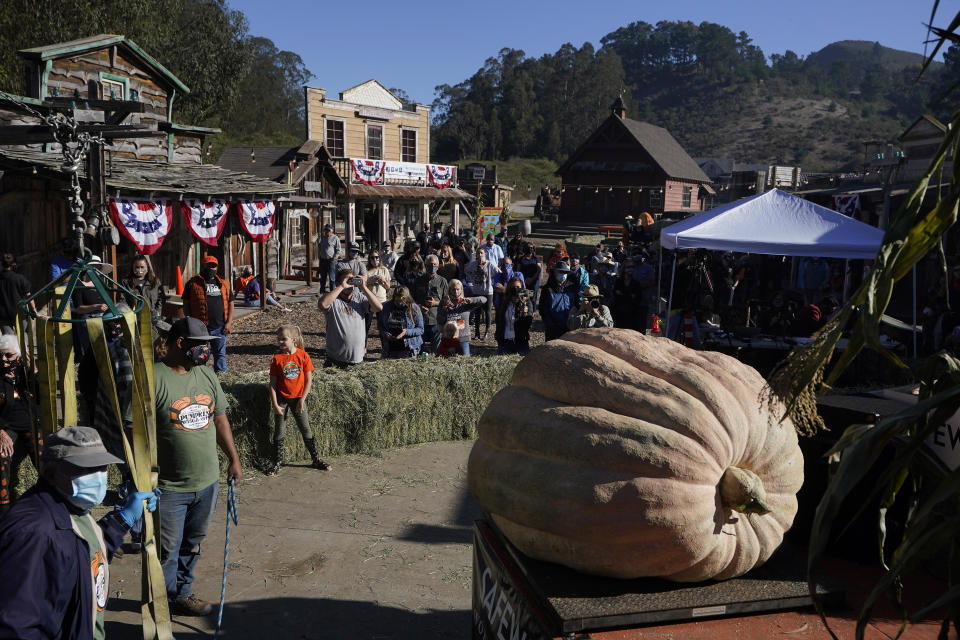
[305,80,471,249]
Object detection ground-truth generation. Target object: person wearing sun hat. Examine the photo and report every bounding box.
[538,260,578,341]
[182,255,233,374]
[154,316,242,617]
[0,426,160,639]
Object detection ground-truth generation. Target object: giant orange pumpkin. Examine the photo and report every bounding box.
[468,328,803,582]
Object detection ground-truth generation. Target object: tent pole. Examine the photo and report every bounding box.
[666,254,677,329]
[657,249,663,315]
[913,265,918,358]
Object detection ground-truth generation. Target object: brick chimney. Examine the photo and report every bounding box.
[611,95,626,119]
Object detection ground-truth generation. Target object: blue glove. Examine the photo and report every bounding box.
[116,488,162,527]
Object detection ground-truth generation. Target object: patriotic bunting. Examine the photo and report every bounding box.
[109,198,173,255]
[182,199,229,246]
[427,164,455,189]
[352,159,386,186]
[833,194,861,218]
[237,200,276,241]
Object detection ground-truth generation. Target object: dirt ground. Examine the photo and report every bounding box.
[223,285,545,373]
[104,440,480,640]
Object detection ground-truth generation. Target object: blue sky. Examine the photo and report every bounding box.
[230,0,946,106]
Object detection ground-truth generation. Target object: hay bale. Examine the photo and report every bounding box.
[220,354,522,470]
[12,355,520,492]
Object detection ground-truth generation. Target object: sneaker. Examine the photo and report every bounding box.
[172,594,214,616]
[281,307,293,313]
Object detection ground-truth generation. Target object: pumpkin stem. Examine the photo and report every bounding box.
[720,466,772,515]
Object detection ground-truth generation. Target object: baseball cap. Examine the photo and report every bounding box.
[168,316,217,342]
[43,426,123,468]
[202,255,219,266]
[348,242,361,252]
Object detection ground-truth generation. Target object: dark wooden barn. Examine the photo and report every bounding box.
[555,98,713,223]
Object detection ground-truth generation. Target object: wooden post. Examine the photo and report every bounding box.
[453,202,460,235]
[305,211,313,286]
[380,199,390,249]
[259,241,267,309]
[224,210,234,299]
[347,200,356,244]
[422,202,430,234]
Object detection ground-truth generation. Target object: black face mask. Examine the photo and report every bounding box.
[202,267,217,280]
[427,264,438,275]
[185,343,211,366]
[1,358,19,376]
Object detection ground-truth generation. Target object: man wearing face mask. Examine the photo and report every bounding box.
[336,241,368,277]
[538,261,578,341]
[480,233,504,265]
[413,254,449,352]
[155,317,243,616]
[183,256,233,374]
[0,426,160,639]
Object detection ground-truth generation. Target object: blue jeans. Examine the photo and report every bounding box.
[423,324,440,352]
[208,327,227,373]
[318,258,336,292]
[460,341,471,356]
[158,481,218,601]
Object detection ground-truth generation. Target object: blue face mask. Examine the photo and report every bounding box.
[68,470,108,510]
[555,273,568,283]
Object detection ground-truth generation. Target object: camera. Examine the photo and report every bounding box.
[348,277,363,286]
[590,299,601,309]
[516,288,533,300]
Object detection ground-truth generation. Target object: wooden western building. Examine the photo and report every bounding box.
[556,97,713,223]
[305,80,472,250]
[0,34,291,290]
[218,141,346,282]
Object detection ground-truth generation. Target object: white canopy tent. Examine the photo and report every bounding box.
[660,189,884,259]
[656,189,914,352]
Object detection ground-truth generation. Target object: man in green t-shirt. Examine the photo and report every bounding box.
[155,317,243,617]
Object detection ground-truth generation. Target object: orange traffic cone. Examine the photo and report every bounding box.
[175,265,184,296]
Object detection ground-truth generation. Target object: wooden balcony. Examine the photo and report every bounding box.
[332,157,457,188]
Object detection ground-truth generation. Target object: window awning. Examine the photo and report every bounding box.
[347,184,475,200]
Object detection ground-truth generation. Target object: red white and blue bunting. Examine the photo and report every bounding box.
[109,197,173,255]
[352,159,386,186]
[427,164,455,189]
[237,200,276,242]
[182,199,229,246]
[833,194,861,218]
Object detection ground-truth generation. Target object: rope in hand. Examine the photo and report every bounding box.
[214,478,239,640]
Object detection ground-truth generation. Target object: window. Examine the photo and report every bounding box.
[326,119,344,157]
[366,124,383,160]
[649,188,664,212]
[401,129,417,162]
[682,185,692,208]
[102,78,125,100]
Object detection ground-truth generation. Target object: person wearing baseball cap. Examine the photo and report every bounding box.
[538,260,578,341]
[0,426,160,639]
[153,316,242,616]
[336,241,367,279]
[317,224,341,293]
[182,255,233,374]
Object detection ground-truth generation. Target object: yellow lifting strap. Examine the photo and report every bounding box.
[86,304,172,640]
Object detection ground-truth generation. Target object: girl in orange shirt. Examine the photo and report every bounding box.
[267,325,331,475]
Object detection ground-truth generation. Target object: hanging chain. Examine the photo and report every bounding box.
[1,90,105,257]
